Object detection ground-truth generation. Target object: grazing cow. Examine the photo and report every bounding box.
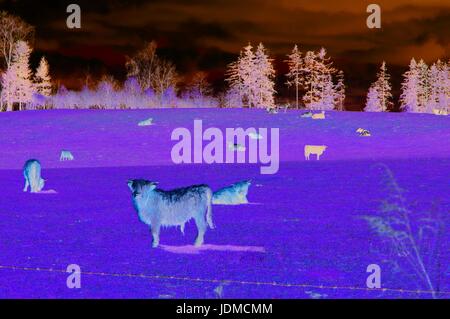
[127,180,214,247]
[312,111,325,120]
[138,118,154,126]
[213,180,251,205]
[304,145,328,160]
[60,150,74,161]
[23,159,45,193]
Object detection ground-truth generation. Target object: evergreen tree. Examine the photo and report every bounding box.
[334,70,346,111]
[400,58,420,112]
[225,43,255,108]
[428,60,449,113]
[364,85,382,112]
[416,59,430,112]
[316,48,336,104]
[303,48,337,110]
[225,53,244,105]
[321,74,336,110]
[253,43,276,109]
[239,43,256,107]
[225,43,276,109]
[34,56,52,96]
[1,40,33,110]
[369,61,392,112]
[302,50,320,107]
[1,64,16,111]
[285,44,303,109]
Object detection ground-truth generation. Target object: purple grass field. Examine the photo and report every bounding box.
[0,109,448,298]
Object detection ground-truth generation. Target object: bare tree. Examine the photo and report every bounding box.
[188,71,212,97]
[126,41,178,97]
[152,59,178,96]
[0,11,34,69]
[125,41,158,91]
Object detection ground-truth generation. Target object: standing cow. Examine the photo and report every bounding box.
[304,145,328,160]
[127,180,214,247]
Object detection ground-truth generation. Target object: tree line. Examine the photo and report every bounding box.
[0,11,448,113]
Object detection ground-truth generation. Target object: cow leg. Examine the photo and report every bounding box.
[23,178,29,192]
[317,154,320,160]
[151,224,160,248]
[194,216,207,246]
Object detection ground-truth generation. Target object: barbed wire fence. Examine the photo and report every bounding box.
[1,264,448,297]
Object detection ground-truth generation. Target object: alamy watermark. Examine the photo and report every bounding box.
[66,264,81,288]
[366,4,381,29]
[66,4,81,29]
[366,264,381,289]
[171,120,279,174]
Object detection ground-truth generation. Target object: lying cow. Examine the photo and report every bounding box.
[356,128,371,137]
[304,145,327,160]
[23,159,45,193]
[267,107,278,114]
[248,132,263,140]
[432,109,448,116]
[138,118,154,126]
[213,180,251,205]
[312,111,325,120]
[228,142,246,152]
[127,179,214,247]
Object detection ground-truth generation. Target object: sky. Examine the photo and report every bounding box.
[0,0,449,108]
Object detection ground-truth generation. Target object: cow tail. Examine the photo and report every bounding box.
[206,188,214,229]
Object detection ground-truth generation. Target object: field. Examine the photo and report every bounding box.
[0,109,448,298]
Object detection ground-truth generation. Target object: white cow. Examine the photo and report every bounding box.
[304,145,327,160]
[138,118,154,126]
[60,150,74,161]
[23,159,45,193]
[212,180,251,205]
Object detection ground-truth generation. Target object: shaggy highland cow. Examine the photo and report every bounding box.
[127,179,214,247]
[212,180,251,205]
[23,159,45,193]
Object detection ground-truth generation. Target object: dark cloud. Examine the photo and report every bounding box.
[0,0,448,107]
[2,0,448,62]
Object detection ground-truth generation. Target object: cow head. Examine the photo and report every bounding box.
[38,178,45,192]
[127,179,158,197]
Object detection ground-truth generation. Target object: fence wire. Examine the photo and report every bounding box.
[1,264,448,297]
